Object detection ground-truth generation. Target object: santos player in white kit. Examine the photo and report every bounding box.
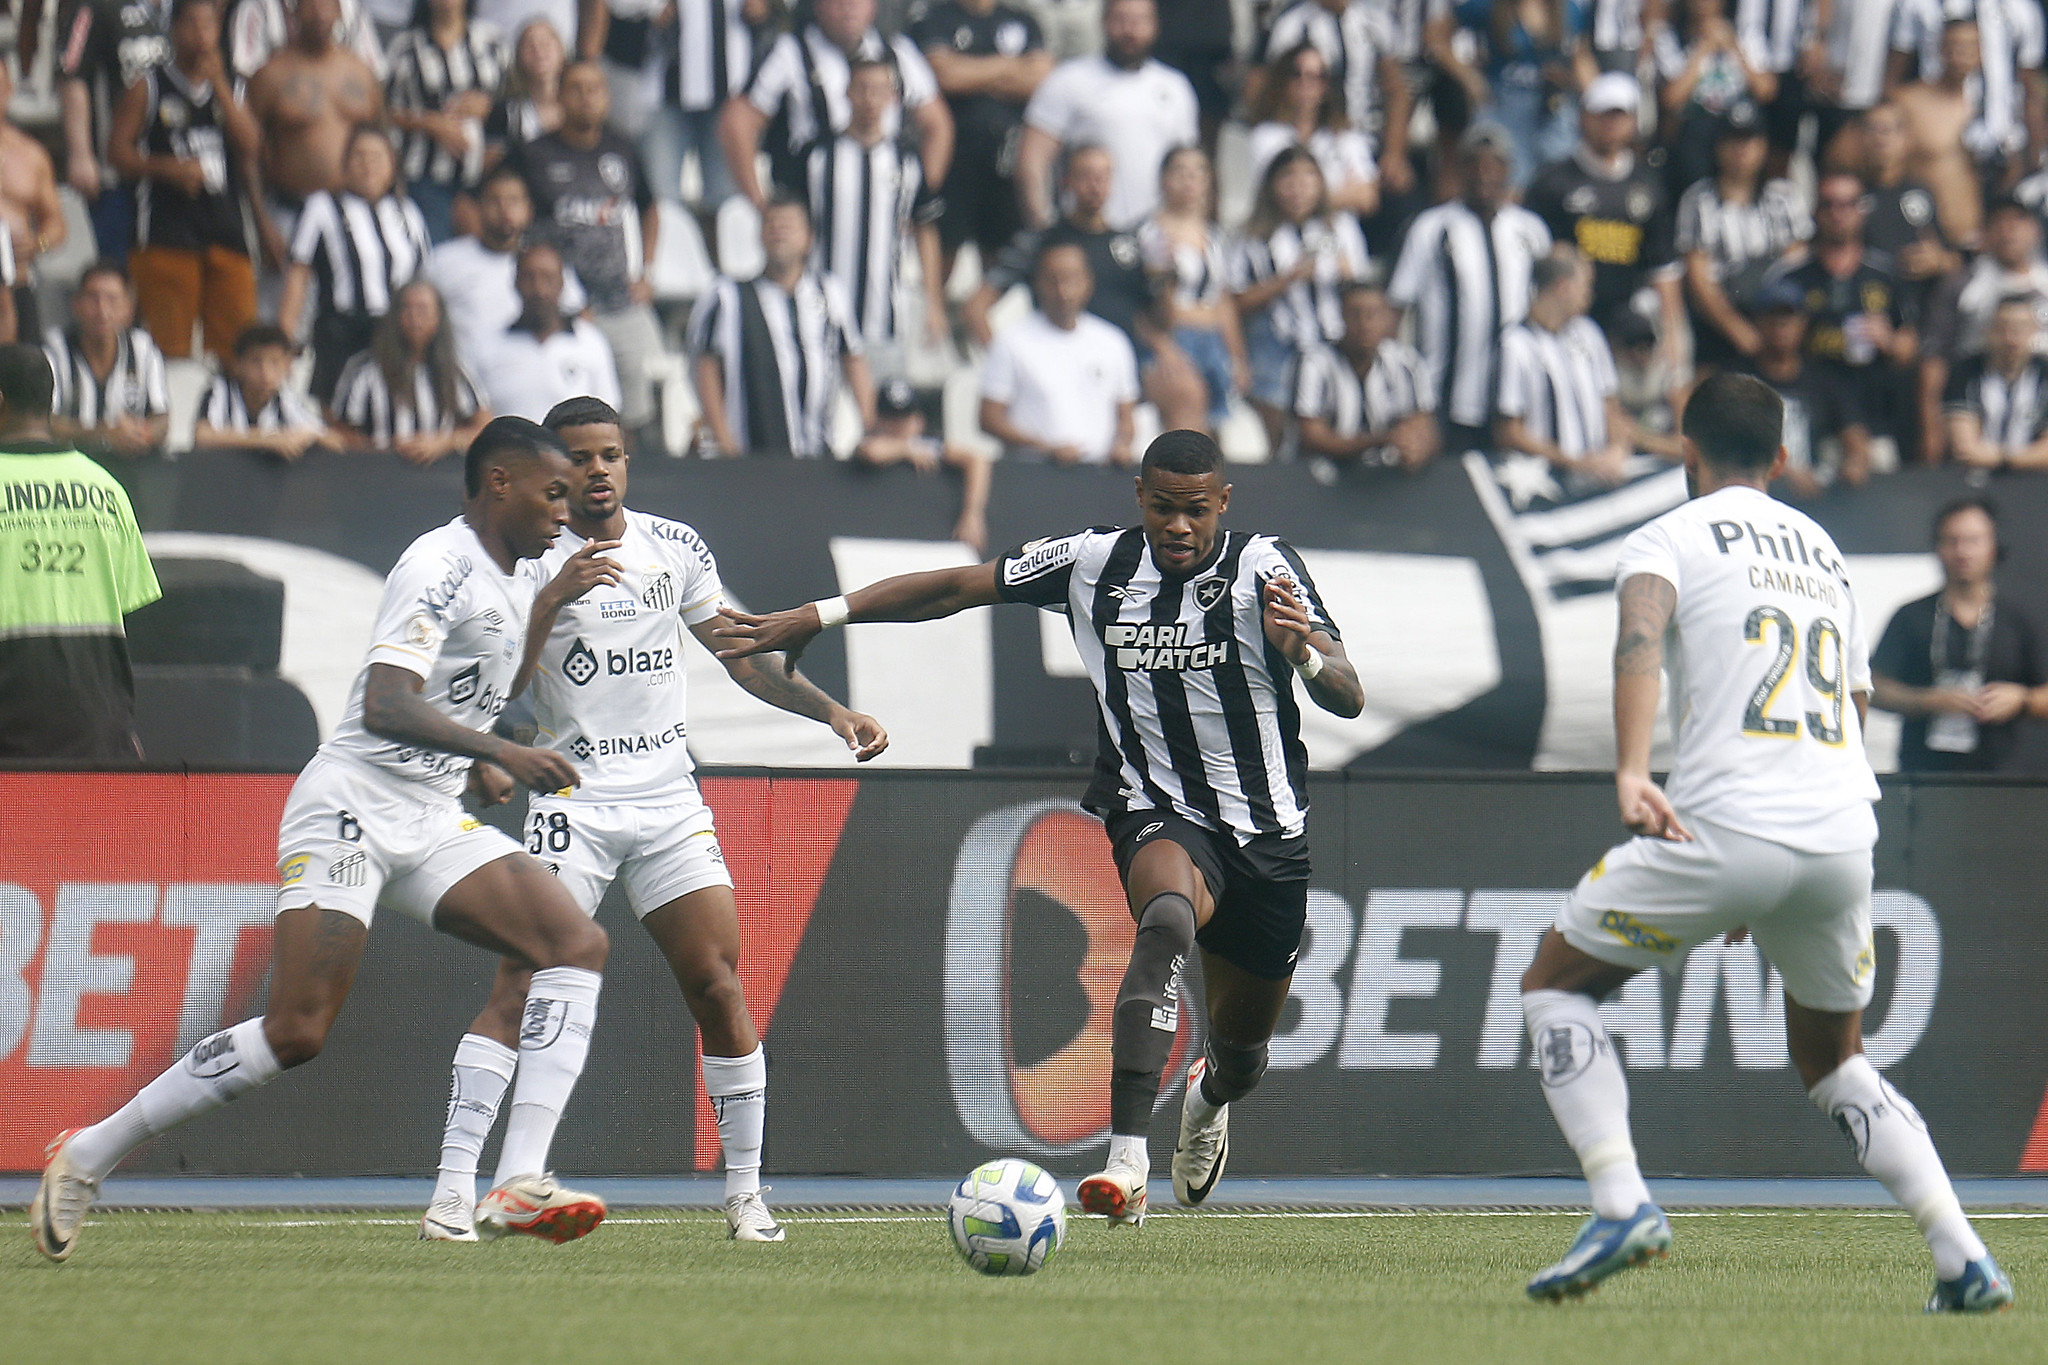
[1518,374,2014,1312]
[419,398,888,1244]
[33,419,618,1261]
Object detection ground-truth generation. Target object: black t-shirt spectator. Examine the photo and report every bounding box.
[1864,180,1953,329]
[909,0,1042,160]
[60,0,173,160]
[506,130,654,314]
[1873,591,2045,772]
[1740,356,1863,477]
[1766,251,1912,427]
[983,220,1157,347]
[1524,152,1676,330]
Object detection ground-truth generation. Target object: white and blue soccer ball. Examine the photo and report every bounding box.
[947,1158,1066,1276]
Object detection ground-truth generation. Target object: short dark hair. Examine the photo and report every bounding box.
[1141,429,1223,478]
[1933,495,1998,542]
[1531,251,1582,296]
[464,415,568,497]
[0,344,53,418]
[480,162,527,195]
[1683,372,1784,471]
[170,0,217,23]
[847,55,896,84]
[764,190,809,222]
[544,396,622,432]
[77,259,132,292]
[234,322,295,357]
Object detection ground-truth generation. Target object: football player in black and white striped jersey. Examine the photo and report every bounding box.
[714,430,1364,1226]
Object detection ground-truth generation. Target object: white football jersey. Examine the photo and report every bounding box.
[521,510,726,804]
[324,517,535,798]
[1614,485,1880,854]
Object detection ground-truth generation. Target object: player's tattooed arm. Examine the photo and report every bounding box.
[1611,573,1690,842]
[687,618,889,761]
[362,664,580,792]
[713,562,1008,675]
[1262,579,1365,718]
[510,540,624,698]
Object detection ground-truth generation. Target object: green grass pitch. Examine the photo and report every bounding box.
[3,1208,2039,1364]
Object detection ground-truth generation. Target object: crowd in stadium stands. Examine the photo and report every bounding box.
[0,0,2038,491]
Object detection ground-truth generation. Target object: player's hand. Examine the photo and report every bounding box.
[68,150,100,200]
[952,509,988,556]
[269,428,319,460]
[1379,148,1415,194]
[495,743,579,793]
[713,605,822,676]
[1262,577,1316,667]
[1576,447,1631,487]
[1047,443,1085,465]
[830,707,889,761]
[1973,682,2029,725]
[166,158,208,197]
[1618,771,1692,842]
[541,538,624,611]
[466,760,516,806]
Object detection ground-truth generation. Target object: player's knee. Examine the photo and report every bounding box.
[1202,1037,1268,1104]
[262,1012,331,1069]
[685,960,746,1025]
[547,917,609,972]
[1136,890,1196,949]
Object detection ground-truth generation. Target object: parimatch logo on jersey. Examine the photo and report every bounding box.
[1103,623,1231,672]
[563,638,599,686]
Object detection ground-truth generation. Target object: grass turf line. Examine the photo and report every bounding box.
[3,1210,2037,1364]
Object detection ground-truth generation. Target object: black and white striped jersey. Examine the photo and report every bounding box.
[1261,0,1396,131]
[386,22,510,187]
[1292,338,1434,449]
[995,526,1341,841]
[45,326,170,428]
[289,190,434,325]
[332,351,485,446]
[1735,0,1808,73]
[1944,353,2048,451]
[673,0,754,112]
[1387,199,1551,429]
[1230,214,1371,348]
[1497,316,1618,457]
[1674,176,1811,283]
[804,134,938,349]
[684,269,863,457]
[199,375,324,433]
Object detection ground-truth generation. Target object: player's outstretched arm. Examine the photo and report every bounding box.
[361,664,580,793]
[510,539,623,699]
[685,618,889,762]
[712,561,1008,676]
[1613,572,1690,842]
[1262,579,1365,719]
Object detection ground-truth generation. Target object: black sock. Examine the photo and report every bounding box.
[1108,892,1197,1137]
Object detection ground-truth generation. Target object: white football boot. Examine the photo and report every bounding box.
[474,1174,606,1244]
[1171,1058,1230,1207]
[1077,1156,1148,1227]
[30,1129,98,1263]
[725,1187,787,1242]
[419,1187,478,1242]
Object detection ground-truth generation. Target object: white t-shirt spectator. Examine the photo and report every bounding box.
[1246,122,1378,200]
[1023,55,1200,230]
[1953,255,2048,357]
[422,236,587,373]
[476,0,579,51]
[981,309,1140,462]
[476,316,622,421]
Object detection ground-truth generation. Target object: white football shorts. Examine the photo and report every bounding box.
[1559,814,1877,1013]
[524,793,733,919]
[276,754,524,928]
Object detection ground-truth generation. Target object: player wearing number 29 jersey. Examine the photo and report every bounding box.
[1518,375,2008,1313]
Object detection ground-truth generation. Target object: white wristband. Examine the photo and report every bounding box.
[812,595,851,629]
[1295,649,1324,682]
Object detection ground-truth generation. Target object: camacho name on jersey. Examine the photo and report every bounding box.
[996,526,1340,844]
[521,510,726,805]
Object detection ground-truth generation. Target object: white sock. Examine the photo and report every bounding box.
[701,1046,767,1200]
[68,1019,283,1181]
[1523,990,1654,1221]
[433,1034,517,1209]
[493,967,602,1185]
[1108,1133,1149,1173]
[1809,1055,1987,1279]
[1185,1067,1224,1129]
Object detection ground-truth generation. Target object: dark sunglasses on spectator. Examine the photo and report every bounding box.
[1291,67,1328,82]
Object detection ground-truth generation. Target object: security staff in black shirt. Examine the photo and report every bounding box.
[910,0,1050,273]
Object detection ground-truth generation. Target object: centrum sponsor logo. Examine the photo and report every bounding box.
[1001,536,1076,585]
[1599,909,1676,954]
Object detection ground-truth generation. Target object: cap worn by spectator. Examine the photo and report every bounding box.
[1460,122,1516,159]
[1582,72,1640,117]
[1753,278,1806,314]
[879,378,920,419]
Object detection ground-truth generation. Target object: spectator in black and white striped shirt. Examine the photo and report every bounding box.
[1293,280,1438,469]
[45,263,170,459]
[279,125,434,405]
[686,194,876,457]
[1946,295,2048,469]
[1677,99,1812,370]
[1496,250,1640,486]
[331,278,491,462]
[386,0,510,242]
[195,323,345,458]
[803,58,946,374]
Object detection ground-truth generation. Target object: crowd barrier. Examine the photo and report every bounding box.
[4,769,2044,1178]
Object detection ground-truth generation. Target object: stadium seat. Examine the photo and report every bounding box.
[650,202,715,302]
[717,197,766,281]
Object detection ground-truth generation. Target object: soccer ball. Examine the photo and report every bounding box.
[947,1158,1066,1276]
